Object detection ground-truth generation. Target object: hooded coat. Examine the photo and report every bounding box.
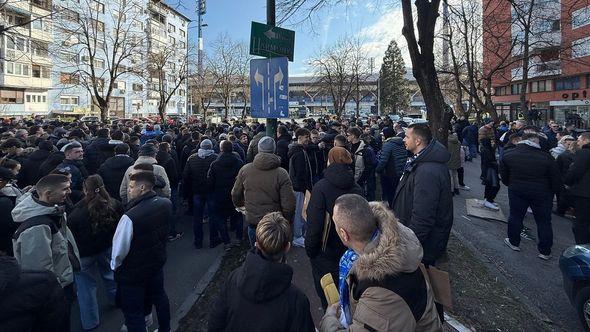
[319,203,441,332]
[208,152,244,216]
[0,256,68,331]
[119,156,171,203]
[183,150,218,197]
[11,193,80,288]
[231,153,296,226]
[208,249,315,332]
[98,154,135,201]
[392,140,453,265]
[446,134,461,170]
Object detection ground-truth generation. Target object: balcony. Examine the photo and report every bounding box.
[30,0,52,13]
[31,28,53,42]
[1,75,52,89]
[511,59,561,80]
[6,1,31,14]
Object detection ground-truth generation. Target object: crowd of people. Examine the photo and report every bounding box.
[0,113,587,332]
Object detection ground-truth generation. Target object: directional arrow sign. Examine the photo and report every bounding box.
[250,21,295,61]
[250,57,289,119]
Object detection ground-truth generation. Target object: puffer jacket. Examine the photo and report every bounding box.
[376,137,407,179]
[288,143,313,192]
[231,153,296,226]
[156,150,179,187]
[276,133,293,170]
[0,256,68,331]
[565,144,590,199]
[447,133,461,170]
[319,202,441,332]
[84,137,112,174]
[98,154,134,201]
[119,156,171,203]
[18,148,52,187]
[392,140,453,265]
[11,192,80,288]
[183,150,218,197]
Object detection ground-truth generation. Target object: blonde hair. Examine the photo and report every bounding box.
[256,212,291,261]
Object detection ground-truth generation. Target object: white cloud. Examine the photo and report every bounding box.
[357,8,410,68]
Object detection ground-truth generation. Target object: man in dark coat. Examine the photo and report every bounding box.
[275,125,292,170]
[565,132,590,244]
[304,151,362,309]
[208,212,315,332]
[500,132,562,259]
[208,141,244,248]
[288,128,313,248]
[0,255,68,331]
[461,122,478,160]
[376,127,407,208]
[83,128,111,175]
[307,129,326,184]
[56,141,88,193]
[98,143,134,201]
[392,123,453,266]
[183,139,218,249]
[0,168,17,256]
[18,139,53,187]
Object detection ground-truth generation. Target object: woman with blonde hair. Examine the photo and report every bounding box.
[68,174,124,330]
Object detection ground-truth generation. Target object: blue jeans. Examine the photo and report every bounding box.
[294,191,306,238]
[507,188,554,255]
[380,175,398,208]
[193,194,213,247]
[118,269,170,332]
[210,210,231,245]
[463,139,477,159]
[74,249,117,330]
[229,210,244,240]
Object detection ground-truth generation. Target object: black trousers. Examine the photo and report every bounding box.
[573,197,590,245]
[484,185,500,202]
[457,167,465,186]
[310,256,339,310]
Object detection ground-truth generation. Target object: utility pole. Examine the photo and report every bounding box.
[265,0,277,138]
[197,0,205,116]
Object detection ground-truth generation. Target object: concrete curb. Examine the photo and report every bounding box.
[451,229,555,326]
[170,252,224,332]
[445,313,473,332]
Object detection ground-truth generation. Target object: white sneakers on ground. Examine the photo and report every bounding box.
[458,185,471,191]
[482,200,500,211]
[293,236,305,248]
[504,238,521,251]
[538,253,551,260]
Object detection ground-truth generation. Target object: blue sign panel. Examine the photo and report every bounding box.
[250,57,289,118]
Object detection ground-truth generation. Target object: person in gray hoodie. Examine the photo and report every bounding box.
[11,174,80,332]
[119,144,171,204]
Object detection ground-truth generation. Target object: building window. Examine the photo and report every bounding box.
[572,36,590,59]
[91,1,105,13]
[26,95,31,103]
[0,89,24,104]
[31,40,49,57]
[61,8,80,22]
[179,41,186,48]
[572,5,590,29]
[168,23,175,33]
[93,59,105,69]
[60,51,79,63]
[91,19,105,33]
[6,62,29,76]
[511,83,522,95]
[555,76,580,90]
[132,83,143,91]
[116,81,126,90]
[494,86,508,96]
[60,72,79,84]
[169,36,175,45]
[15,37,27,52]
[531,80,552,92]
[179,29,185,37]
[60,96,79,105]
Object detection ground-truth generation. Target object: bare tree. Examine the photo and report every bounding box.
[349,39,373,117]
[52,0,144,121]
[309,37,357,117]
[189,54,218,121]
[146,46,191,121]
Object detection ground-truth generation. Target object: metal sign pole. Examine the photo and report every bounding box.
[265,0,277,138]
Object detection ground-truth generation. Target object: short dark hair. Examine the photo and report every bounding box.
[96,128,110,138]
[347,127,362,138]
[220,140,233,153]
[277,125,288,136]
[334,134,347,146]
[334,194,377,242]
[408,123,432,144]
[133,163,154,172]
[115,143,130,155]
[0,138,23,149]
[295,128,310,139]
[28,125,41,135]
[162,134,173,143]
[129,171,155,188]
[36,174,69,193]
[521,132,539,141]
[111,130,123,141]
[129,136,140,144]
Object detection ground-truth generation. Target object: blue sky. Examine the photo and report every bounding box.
[174,0,408,75]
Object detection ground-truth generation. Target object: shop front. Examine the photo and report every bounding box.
[549,99,590,128]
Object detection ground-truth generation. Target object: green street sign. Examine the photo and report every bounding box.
[250,21,295,61]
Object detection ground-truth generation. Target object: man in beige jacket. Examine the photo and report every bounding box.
[320,194,441,332]
[119,144,170,203]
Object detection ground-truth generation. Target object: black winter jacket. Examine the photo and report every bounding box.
[306,143,325,180]
[157,151,179,187]
[68,199,123,257]
[305,164,362,261]
[565,144,590,199]
[84,137,113,174]
[98,155,134,201]
[38,152,65,178]
[276,134,292,170]
[208,153,243,216]
[183,151,218,197]
[56,159,88,191]
[500,143,562,194]
[19,149,51,187]
[0,256,68,332]
[208,249,315,332]
[0,193,16,255]
[376,137,407,179]
[288,143,313,192]
[392,140,453,265]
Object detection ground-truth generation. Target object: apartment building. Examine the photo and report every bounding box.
[483,0,590,128]
[0,0,189,118]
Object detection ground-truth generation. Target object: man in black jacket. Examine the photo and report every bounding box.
[56,141,88,193]
[208,212,315,332]
[288,128,313,248]
[98,143,134,201]
[19,139,53,187]
[0,167,17,255]
[275,125,292,170]
[183,139,218,249]
[500,132,562,259]
[111,171,171,332]
[392,123,453,266]
[565,132,590,244]
[84,128,111,174]
[208,141,244,249]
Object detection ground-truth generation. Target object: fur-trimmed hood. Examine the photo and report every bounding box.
[352,202,423,281]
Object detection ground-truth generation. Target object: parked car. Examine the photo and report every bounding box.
[80,116,99,123]
[559,244,590,331]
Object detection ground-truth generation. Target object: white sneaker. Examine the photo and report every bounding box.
[504,238,520,251]
[458,185,471,191]
[292,236,305,248]
[538,253,551,260]
[483,200,500,211]
[527,207,533,213]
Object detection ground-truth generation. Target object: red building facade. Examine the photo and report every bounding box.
[483,0,590,127]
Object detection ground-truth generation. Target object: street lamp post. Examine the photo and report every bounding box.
[265,0,277,138]
[196,0,206,117]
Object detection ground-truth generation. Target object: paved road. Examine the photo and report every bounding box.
[70,213,223,332]
[454,159,581,331]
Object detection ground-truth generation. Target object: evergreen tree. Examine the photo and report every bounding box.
[379,40,409,115]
